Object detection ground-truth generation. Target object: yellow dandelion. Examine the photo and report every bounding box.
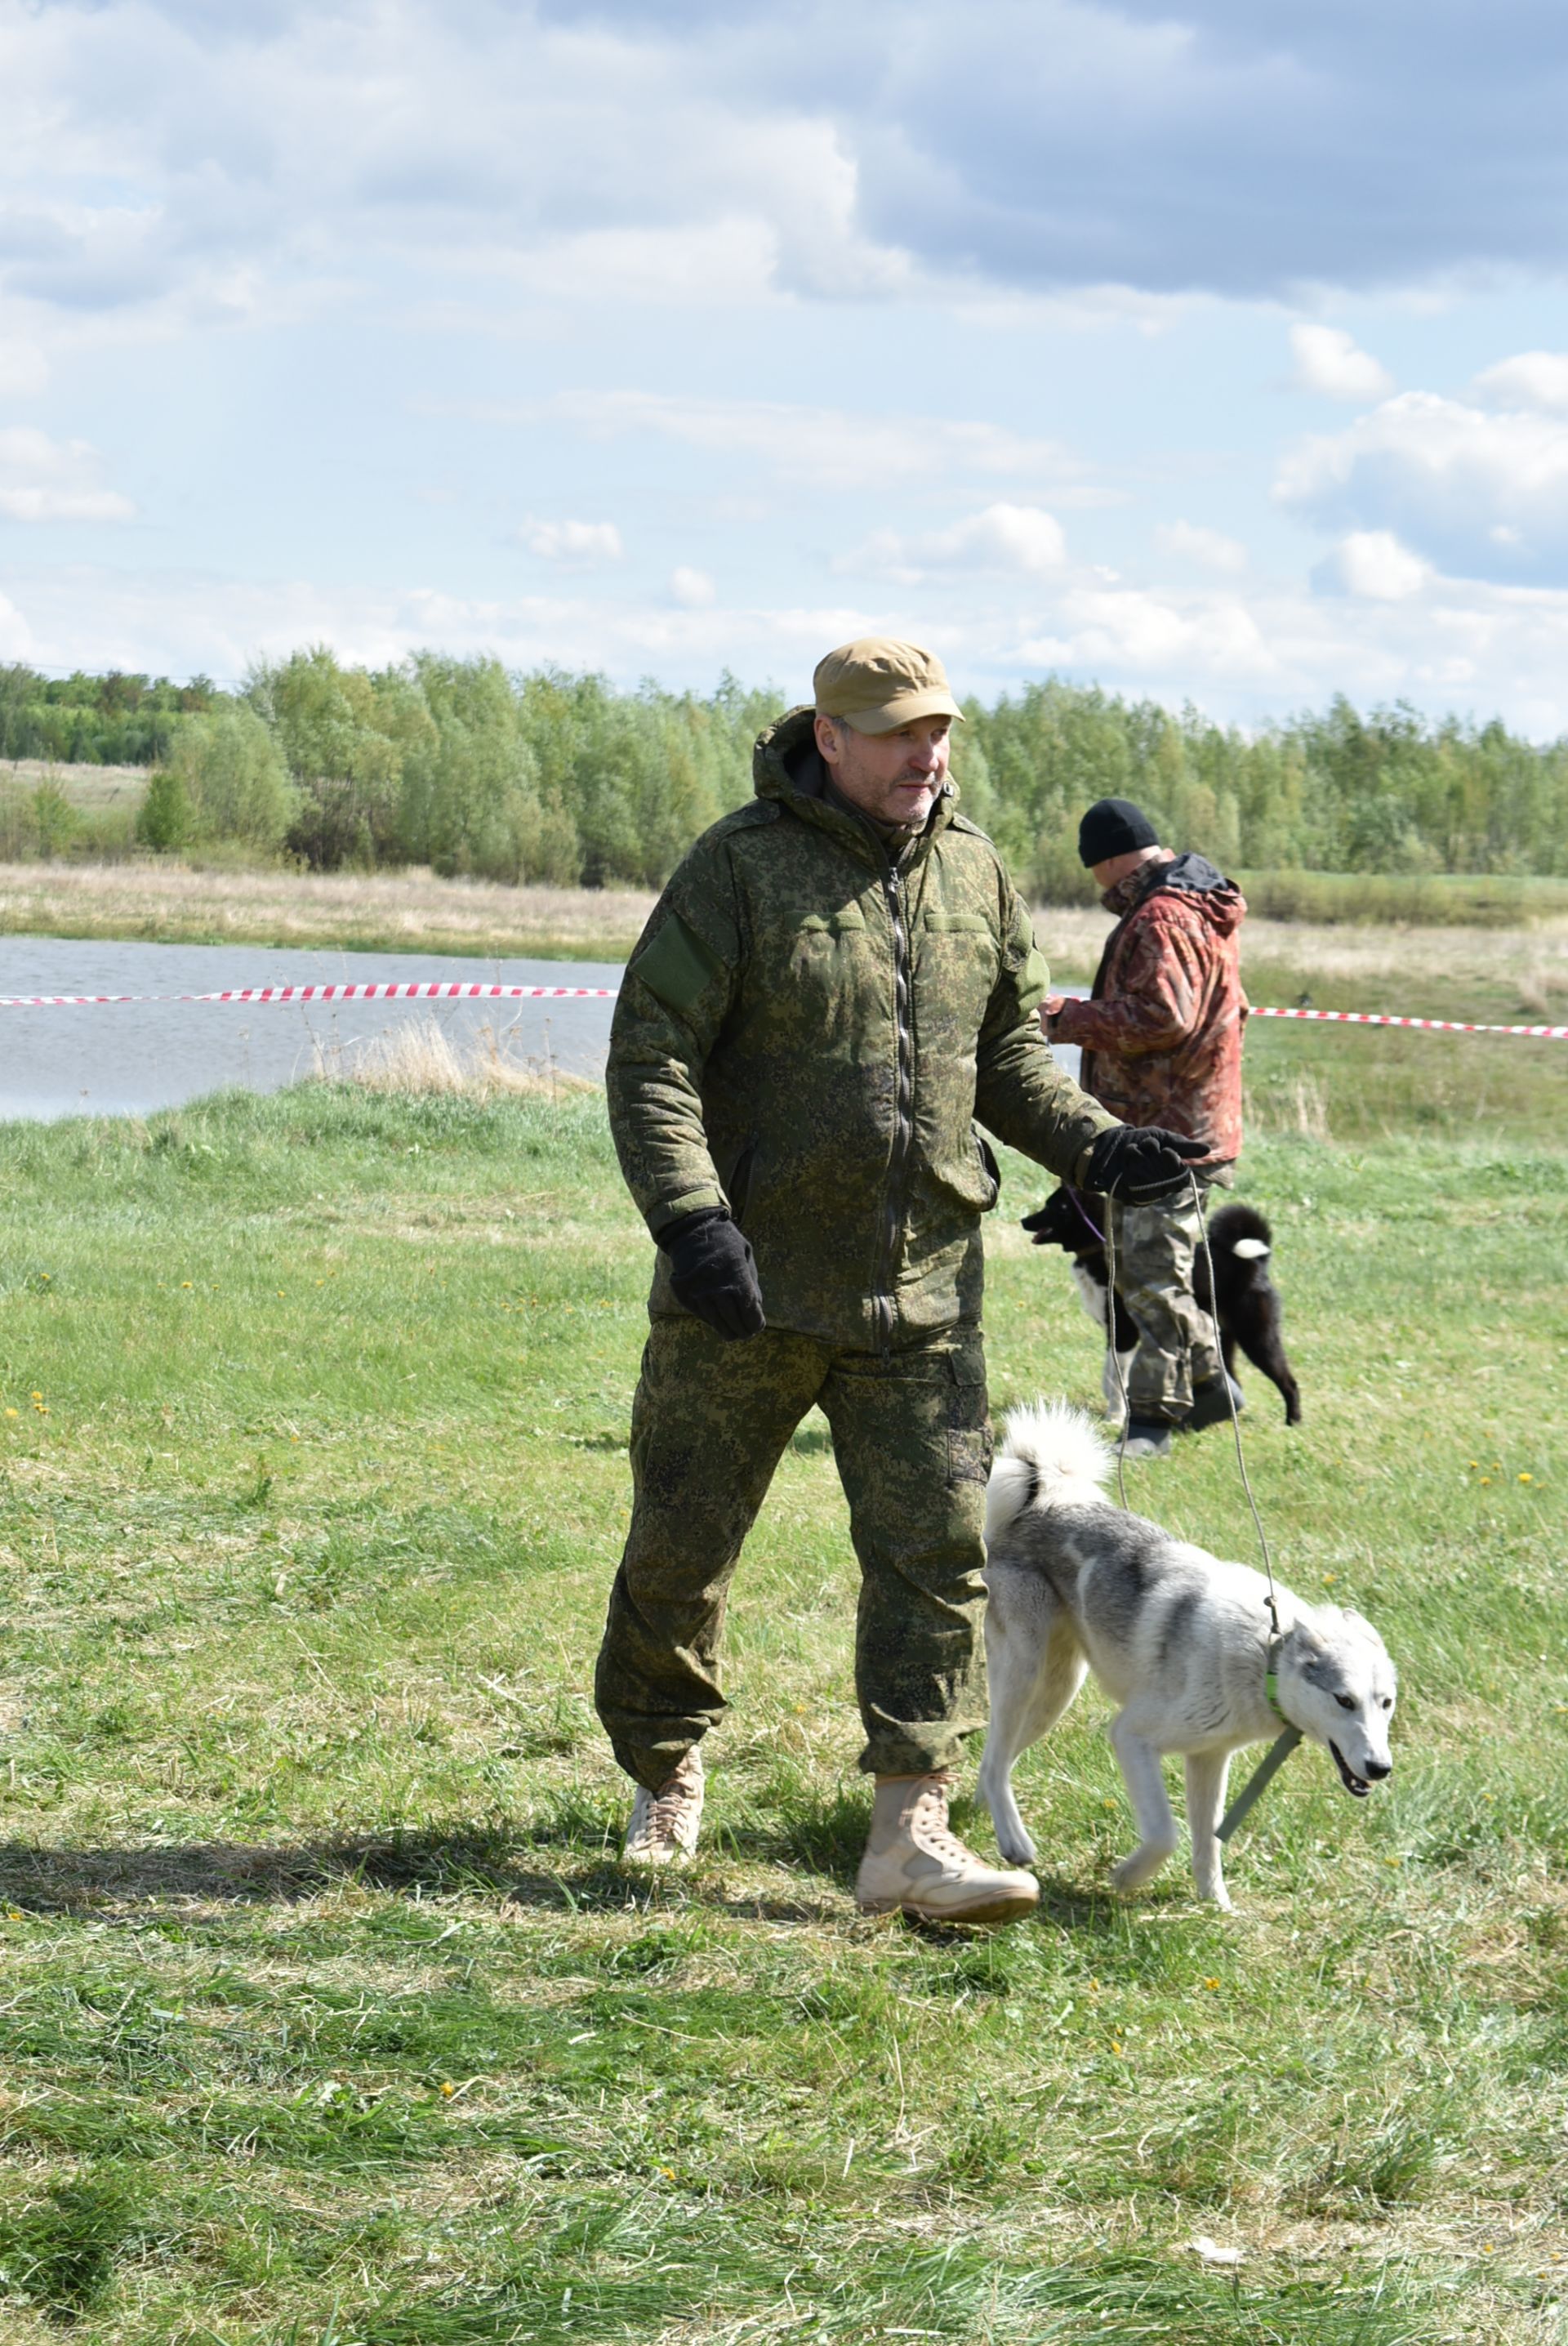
[439,2081,456,2098]
[1480,1477,1491,1487]
[3,1409,16,1419]
[1203,1977,1220,1991]
[1468,1460,1478,1469]
[1519,1473,1533,1484]
[1111,2040,1125,2054]
[1322,1572,1337,1586]
[180,1281,193,1290]
[29,1391,41,1401]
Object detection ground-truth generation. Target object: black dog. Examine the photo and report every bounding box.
[1023,1188,1303,1425]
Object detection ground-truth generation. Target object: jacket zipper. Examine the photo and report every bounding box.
[872,860,915,1356]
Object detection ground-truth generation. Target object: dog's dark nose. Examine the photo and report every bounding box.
[1364,1760,1392,1781]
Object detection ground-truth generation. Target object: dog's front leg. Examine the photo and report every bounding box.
[1184,1751,1233,1910]
[1107,1715,1178,1893]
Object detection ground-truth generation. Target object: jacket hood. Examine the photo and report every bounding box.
[752,702,822,802]
[1107,849,1245,937]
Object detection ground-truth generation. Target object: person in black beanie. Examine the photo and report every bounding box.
[1028,796,1249,1457]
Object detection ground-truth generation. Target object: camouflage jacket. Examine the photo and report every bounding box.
[607,706,1119,1348]
[1050,851,1247,1164]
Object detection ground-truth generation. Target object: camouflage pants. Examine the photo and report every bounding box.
[595,1317,992,1791]
[1108,1166,1232,1422]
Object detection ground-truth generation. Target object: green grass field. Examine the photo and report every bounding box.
[0,1061,1562,2342]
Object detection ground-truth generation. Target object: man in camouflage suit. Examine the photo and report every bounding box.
[1037,796,1248,1459]
[599,643,1204,1922]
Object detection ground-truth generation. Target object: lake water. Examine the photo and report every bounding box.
[0,938,624,1120]
[0,937,1081,1120]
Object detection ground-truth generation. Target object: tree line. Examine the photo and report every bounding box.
[2,651,1566,891]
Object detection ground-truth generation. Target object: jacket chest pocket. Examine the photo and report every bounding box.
[916,909,1000,1037]
[781,908,876,1046]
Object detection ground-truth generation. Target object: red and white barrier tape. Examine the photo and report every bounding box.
[0,977,1558,1038]
[1250,1005,1568,1039]
[0,979,618,1010]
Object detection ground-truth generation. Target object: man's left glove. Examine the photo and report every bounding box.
[660,1209,767,1341]
[1079,1124,1209,1205]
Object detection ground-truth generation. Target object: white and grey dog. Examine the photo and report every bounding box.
[978,1400,1396,1909]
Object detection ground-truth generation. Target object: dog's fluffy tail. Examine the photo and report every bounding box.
[1209,1201,1272,1264]
[987,1398,1113,1543]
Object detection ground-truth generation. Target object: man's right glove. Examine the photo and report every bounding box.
[660,1208,766,1341]
[1079,1124,1209,1205]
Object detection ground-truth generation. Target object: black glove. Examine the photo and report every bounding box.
[660,1209,766,1341]
[1080,1124,1209,1205]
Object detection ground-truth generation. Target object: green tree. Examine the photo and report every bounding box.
[169,707,298,852]
[136,768,195,854]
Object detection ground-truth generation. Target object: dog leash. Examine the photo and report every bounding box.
[1188,1171,1304,1839]
[1103,1172,1302,1838]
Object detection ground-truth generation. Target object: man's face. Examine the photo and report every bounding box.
[815,713,951,828]
[1091,845,1161,891]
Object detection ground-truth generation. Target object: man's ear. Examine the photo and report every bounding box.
[814,712,844,765]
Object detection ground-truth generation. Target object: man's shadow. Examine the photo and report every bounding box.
[0,1811,844,1927]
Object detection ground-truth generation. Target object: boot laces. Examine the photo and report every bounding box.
[644,1754,701,1835]
[911,1782,971,1865]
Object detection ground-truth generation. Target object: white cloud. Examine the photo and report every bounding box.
[1018,586,1275,680]
[670,566,715,607]
[839,502,1067,583]
[6,0,1568,348]
[0,427,135,522]
[1289,323,1394,402]
[19,551,1568,731]
[520,517,623,565]
[1276,389,1568,582]
[1472,350,1568,413]
[1313,529,1429,601]
[0,337,48,397]
[1153,520,1248,573]
[466,391,1085,493]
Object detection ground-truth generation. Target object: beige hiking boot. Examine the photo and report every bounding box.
[855,1773,1039,1925]
[621,1746,705,1866]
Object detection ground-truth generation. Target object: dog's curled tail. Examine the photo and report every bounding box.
[987,1398,1112,1541]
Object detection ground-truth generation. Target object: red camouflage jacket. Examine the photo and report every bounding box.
[1049,851,1248,1164]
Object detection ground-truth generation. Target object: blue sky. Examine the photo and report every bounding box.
[7,0,1568,728]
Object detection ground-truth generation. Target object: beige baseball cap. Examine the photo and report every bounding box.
[813,637,964,735]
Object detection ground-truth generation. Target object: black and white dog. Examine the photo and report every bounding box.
[1024,1188,1303,1426]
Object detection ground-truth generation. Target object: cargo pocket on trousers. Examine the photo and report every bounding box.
[944,1337,993,1487]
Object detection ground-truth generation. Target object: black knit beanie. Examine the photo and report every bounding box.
[1078,796,1159,867]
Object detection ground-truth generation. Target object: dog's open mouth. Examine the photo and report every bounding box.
[1330,1741,1371,1797]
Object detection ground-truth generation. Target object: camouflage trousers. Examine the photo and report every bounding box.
[1108,1165,1233,1423]
[595,1317,993,1792]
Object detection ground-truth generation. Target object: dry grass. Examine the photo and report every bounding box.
[0,853,1566,1009]
[309,1014,598,1100]
[0,859,658,961]
[0,758,148,808]
[1031,903,1568,997]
